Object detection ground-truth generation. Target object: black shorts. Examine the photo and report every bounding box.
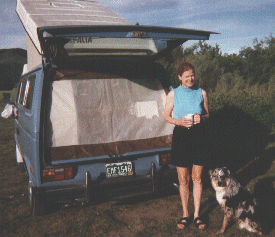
[171,124,208,167]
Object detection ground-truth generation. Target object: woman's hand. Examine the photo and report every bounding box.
[194,113,201,124]
[178,116,193,128]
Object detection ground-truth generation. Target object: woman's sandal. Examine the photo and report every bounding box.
[177,217,190,229]
[194,217,206,230]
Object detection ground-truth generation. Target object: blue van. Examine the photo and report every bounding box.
[8,0,215,215]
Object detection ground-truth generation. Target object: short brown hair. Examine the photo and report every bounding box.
[177,62,195,76]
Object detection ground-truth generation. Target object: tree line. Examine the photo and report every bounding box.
[0,48,27,91]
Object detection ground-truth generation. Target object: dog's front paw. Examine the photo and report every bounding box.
[216,230,225,235]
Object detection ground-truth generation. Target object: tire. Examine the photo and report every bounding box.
[28,180,46,216]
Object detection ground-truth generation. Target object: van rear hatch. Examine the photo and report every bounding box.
[38,25,215,61]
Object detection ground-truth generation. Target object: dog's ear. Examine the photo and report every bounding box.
[222,167,230,175]
[209,169,213,176]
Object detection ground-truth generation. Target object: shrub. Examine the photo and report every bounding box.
[209,84,275,130]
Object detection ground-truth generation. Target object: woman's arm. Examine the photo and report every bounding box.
[194,89,210,124]
[201,89,209,121]
[163,90,192,127]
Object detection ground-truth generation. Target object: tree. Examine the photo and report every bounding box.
[239,35,275,85]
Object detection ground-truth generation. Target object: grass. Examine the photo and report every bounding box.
[0,89,275,236]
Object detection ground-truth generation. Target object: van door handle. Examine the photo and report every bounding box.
[16,128,20,136]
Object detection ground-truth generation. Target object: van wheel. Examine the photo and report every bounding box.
[28,180,46,216]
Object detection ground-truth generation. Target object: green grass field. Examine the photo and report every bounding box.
[0,89,274,237]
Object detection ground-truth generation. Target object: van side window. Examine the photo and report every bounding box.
[17,75,36,110]
[18,80,27,105]
[24,76,36,110]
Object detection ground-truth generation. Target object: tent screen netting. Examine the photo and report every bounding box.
[45,64,174,161]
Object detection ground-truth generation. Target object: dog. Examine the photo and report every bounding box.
[209,167,262,235]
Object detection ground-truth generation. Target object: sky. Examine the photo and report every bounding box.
[0,0,274,55]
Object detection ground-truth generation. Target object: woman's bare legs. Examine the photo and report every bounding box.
[192,164,206,229]
[176,165,206,229]
[176,167,190,229]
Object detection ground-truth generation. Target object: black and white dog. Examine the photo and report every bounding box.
[209,167,262,235]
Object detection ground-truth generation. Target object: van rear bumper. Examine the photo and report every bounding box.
[41,164,177,202]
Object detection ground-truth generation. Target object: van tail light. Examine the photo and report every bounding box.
[159,154,171,165]
[42,167,73,182]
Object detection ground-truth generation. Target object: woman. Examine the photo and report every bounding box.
[163,62,209,230]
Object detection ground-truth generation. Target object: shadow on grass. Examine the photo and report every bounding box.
[113,184,179,206]
[44,184,180,214]
[204,105,270,177]
[235,146,275,187]
[254,176,275,235]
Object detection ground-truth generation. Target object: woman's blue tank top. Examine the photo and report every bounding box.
[173,86,204,119]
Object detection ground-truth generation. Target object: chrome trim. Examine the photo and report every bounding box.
[150,162,158,192]
[85,171,91,204]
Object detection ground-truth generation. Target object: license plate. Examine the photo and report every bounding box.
[105,161,133,178]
